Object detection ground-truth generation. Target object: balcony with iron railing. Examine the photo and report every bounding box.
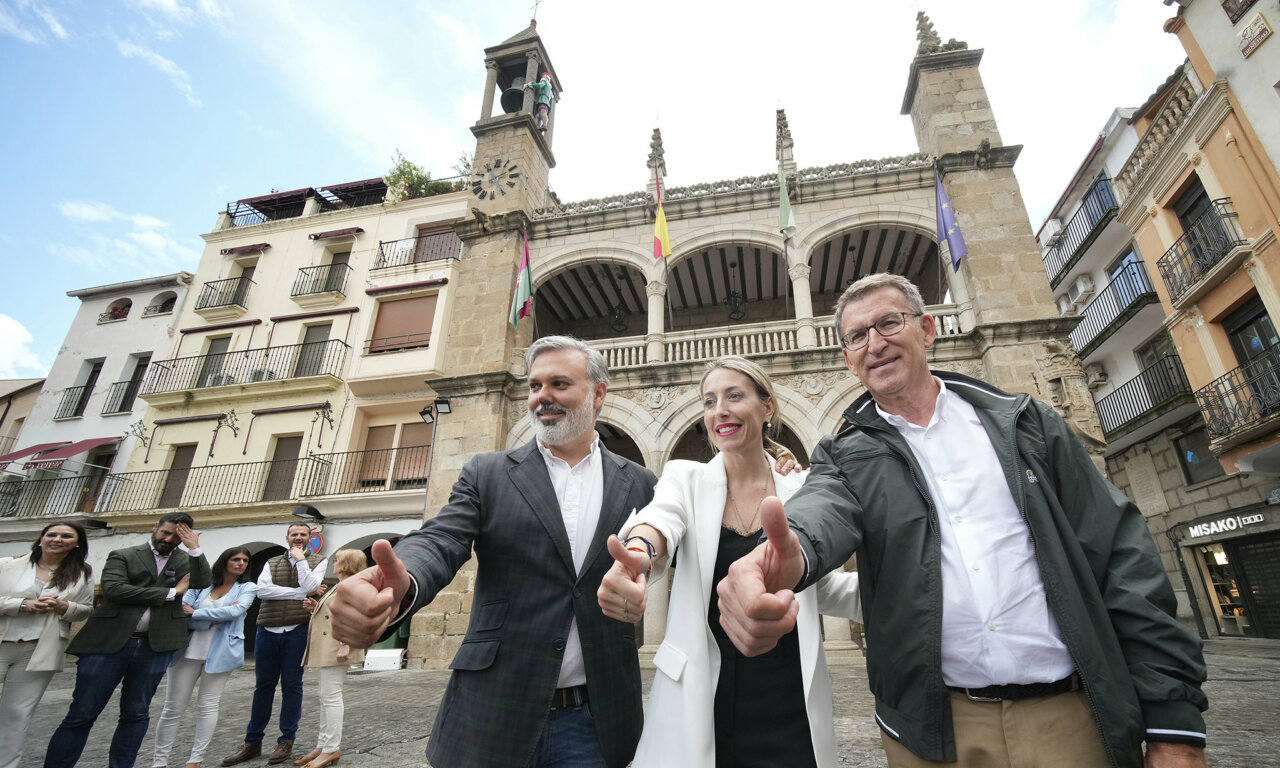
[142,299,177,316]
[141,339,349,396]
[1196,343,1280,441]
[96,444,434,515]
[195,276,254,312]
[1043,177,1119,288]
[292,263,352,298]
[101,379,144,415]
[588,304,966,370]
[1095,355,1193,437]
[98,305,131,323]
[1069,262,1159,359]
[98,457,312,514]
[0,475,99,518]
[54,385,93,419]
[373,230,463,270]
[1157,198,1248,306]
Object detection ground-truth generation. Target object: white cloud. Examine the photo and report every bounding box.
[117,39,201,107]
[0,315,47,378]
[56,200,121,222]
[0,0,66,43]
[49,201,201,274]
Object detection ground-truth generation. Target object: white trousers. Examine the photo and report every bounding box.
[150,657,231,767]
[0,641,56,768]
[314,665,349,752]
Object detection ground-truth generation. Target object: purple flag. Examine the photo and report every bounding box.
[936,173,968,272]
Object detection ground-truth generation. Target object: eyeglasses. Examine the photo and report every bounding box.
[840,312,922,350]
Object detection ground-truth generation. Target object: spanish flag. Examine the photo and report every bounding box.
[653,174,671,260]
[509,228,534,328]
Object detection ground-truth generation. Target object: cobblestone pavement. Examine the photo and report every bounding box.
[18,637,1279,767]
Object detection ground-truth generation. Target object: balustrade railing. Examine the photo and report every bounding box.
[0,475,97,518]
[1095,356,1192,434]
[1043,178,1118,285]
[1070,262,1156,354]
[195,276,255,310]
[374,231,462,269]
[142,339,349,394]
[101,379,143,414]
[99,306,130,323]
[292,263,352,297]
[300,445,432,497]
[588,305,963,369]
[54,385,92,419]
[1157,199,1247,304]
[1196,343,1280,439]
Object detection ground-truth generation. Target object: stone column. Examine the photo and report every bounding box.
[480,61,499,121]
[942,260,976,333]
[522,52,540,114]
[788,261,818,348]
[647,280,667,362]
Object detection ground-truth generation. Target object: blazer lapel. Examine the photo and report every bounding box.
[697,454,728,596]
[507,441,576,574]
[579,447,634,579]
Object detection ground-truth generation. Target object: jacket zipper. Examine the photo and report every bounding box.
[1008,404,1118,768]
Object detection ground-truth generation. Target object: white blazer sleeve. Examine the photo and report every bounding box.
[814,570,862,623]
[617,461,697,582]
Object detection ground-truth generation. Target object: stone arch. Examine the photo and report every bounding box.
[667,223,786,272]
[530,243,655,287]
[794,204,936,268]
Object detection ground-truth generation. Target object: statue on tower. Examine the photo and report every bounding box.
[524,72,554,133]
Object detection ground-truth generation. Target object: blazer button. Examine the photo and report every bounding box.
[572,588,582,599]
[553,638,565,651]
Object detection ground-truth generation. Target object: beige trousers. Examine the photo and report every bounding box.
[881,689,1111,768]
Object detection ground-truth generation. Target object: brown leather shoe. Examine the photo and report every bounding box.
[221,743,261,766]
[266,741,294,765]
[293,748,321,766]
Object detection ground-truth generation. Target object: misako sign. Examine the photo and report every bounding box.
[1186,512,1266,539]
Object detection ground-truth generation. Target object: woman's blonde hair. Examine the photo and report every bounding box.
[333,549,367,579]
[700,356,796,464]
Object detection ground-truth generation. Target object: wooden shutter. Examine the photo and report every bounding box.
[262,436,303,501]
[159,444,198,508]
[359,425,396,486]
[368,295,437,353]
[393,421,434,486]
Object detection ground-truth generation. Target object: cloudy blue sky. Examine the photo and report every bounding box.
[0,0,1186,378]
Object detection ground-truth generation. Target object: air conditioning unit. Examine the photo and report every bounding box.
[1068,274,1095,307]
[1085,363,1109,390]
[248,368,277,382]
[1056,294,1076,316]
[204,372,235,387]
[1043,218,1063,247]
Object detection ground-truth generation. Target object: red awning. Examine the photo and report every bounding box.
[24,437,120,470]
[0,442,70,465]
[308,227,364,241]
[220,242,271,255]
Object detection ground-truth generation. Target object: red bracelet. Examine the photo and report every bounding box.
[626,546,647,553]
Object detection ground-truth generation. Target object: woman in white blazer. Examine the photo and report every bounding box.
[600,356,862,768]
[0,521,95,768]
[151,546,258,768]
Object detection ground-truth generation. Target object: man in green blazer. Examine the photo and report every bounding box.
[44,511,211,768]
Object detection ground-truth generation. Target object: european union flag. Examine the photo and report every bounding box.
[936,173,968,272]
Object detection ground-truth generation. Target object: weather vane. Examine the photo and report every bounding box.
[532,0,542,21]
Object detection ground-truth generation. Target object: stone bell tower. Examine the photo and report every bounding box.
[902,12,1105,451]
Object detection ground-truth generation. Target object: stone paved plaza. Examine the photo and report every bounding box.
[19,638,1279,767]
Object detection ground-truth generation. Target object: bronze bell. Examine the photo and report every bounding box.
[500,76,526,114]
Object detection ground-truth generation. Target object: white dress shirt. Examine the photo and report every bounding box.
[257,553,327,633]
[536,434,604,689]
[878,378,1075,688]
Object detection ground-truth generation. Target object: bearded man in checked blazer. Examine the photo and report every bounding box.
[331,335,657,768]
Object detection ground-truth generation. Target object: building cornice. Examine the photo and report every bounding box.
[66,271,194,299]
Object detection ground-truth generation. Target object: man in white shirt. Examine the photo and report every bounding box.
[222,524,327,766]
[717,274,1209,768]
[328,336,657,768]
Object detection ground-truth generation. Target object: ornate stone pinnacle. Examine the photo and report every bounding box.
[647,128,665,170]
[915,10,968,56]
[776,109,793,157]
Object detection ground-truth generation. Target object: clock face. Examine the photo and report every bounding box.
[470,157,522,200]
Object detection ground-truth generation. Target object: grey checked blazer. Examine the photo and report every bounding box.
[394,440,656,768]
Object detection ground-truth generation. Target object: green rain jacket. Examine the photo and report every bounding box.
[787,370,1208,767]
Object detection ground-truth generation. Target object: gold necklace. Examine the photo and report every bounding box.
[727,475,770,535]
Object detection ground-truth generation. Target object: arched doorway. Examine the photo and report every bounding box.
[596,422,644,468]
[808,225,943,316]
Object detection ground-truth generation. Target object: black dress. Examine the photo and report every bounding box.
[707,526,818,768]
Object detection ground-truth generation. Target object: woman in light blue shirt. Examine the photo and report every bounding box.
[151,546,258,768]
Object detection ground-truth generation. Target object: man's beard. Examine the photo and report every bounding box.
[152,536,176,555]
[532,397,596,447]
